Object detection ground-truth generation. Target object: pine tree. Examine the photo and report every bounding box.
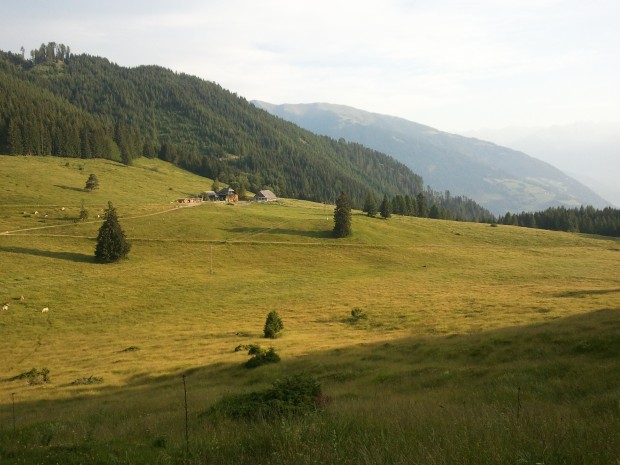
[379,195,391,219]
[363,191,378,217]
[94,202,131,263]
[84,173,99,191]
[333,191,352,238]
[416,193,428,217]
[263,310,284,339]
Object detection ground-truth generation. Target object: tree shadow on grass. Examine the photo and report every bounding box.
[555,288,620,298]
[225,227,332,239]
[54,185,86,193]
[0,246,94,263]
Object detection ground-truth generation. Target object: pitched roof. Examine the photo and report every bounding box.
[217,187,235,195]
[256,190,277,199]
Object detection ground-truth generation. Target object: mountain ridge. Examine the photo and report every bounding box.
[253,101,610,215]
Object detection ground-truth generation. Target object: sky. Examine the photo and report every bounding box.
[1,0,619,133]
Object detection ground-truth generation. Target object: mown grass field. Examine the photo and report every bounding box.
[0,155,619,464]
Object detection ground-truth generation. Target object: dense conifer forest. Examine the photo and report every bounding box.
[0,43,498,221]
[501,205,620,237]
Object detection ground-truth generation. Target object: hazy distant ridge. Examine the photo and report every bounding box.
[254,101,610,215]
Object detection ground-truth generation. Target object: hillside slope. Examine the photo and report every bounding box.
[0,47,425,211]
[0,155,619,464]
[253,101,609,215]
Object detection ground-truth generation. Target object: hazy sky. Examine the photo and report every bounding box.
[1,0,619,132]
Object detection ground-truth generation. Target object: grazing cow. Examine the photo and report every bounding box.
[2,304,8,311]
[41,307,49,313]
[34,211,38,215]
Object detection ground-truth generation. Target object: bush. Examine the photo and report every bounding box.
[206,374,323,420]
[245,346,280,369]
[349,307,368,323]
[70,376,103,385]
[13,368,50,385]
[263,310,284,339]
[79,199,89,222]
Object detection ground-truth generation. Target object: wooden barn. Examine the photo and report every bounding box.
[253,189,278,202]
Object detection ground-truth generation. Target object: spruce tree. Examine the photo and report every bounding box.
[84,173,99,191]
[263,310,284,339]
[95,201,131,263]
[416,192,428,217]
[380,195,392,219]
[333,191,352,238]
[363,191,378,217]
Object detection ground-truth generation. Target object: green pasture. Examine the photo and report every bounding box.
[0,155,619,464]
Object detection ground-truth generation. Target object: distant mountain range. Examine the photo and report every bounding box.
[253,102,611,215]
[463,123,620,208]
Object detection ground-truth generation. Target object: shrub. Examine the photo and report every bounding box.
[70,376,103,385]
[245,346,280,369]
[79,200,89,222]
[13,368,50,385]
[349,307,368,323]
[263,310,284,339]
[206,374,323,420]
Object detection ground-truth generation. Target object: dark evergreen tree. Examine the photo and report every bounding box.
[416,193,428,217]
[84,173,99,191]
[406,194,417,216]
[94,202,131,263]
[391,195,406,215]
[363,191,378,217]
[263,310,284,339]
[333,191,352,238]
[380,194,391,219]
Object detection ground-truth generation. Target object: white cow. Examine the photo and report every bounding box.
[41,307,49,313]
[1,304,8,311]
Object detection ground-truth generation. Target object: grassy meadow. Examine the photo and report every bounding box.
[0,155,619,464]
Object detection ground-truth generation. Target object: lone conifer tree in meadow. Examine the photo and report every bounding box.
[84,173,99,191]
[333,191,352,238]
[95,201,131,263]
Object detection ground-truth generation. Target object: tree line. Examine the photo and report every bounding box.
[363,189,495,223]
[500,205,620,237]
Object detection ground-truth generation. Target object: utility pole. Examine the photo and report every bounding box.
[210,244,213,274]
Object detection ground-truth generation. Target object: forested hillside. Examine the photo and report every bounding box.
[0,43,494,220]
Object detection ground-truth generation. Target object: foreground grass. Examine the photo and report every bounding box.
[1,155,619,464]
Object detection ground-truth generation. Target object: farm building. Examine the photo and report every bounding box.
[253,190,278,202]
[202,190,218,201]
[217,187,238,202]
